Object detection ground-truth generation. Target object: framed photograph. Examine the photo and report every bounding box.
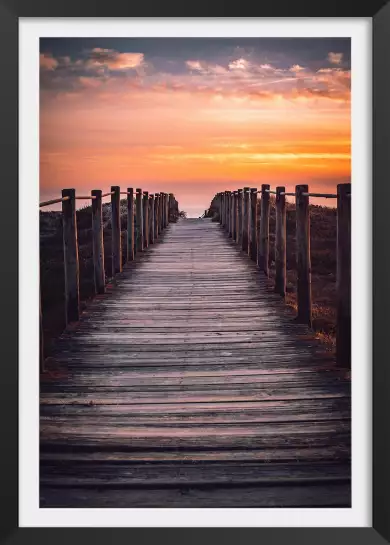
[1,5,388,545]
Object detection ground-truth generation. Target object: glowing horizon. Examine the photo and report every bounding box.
[40,38,351,216]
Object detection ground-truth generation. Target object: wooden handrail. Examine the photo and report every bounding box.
[39,196,69,207]
[40,186,179,372]
[211,182,351,369]
[302,192,337,198]
[75,195,96,200]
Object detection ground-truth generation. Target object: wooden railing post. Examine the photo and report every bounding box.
[160,193,165,231]
[275,186,286,297]
[224,195,227,226]
[161,193,165,229]
[163,193,167,228]
[224,191,227,231]
[91,189,105,293]
[258,184,270,275]
[62,188,80,324]
[242,187,250,252]
[219,193,223,224]
[336,183,351,367]
[232,191,237,241]
[155,193,159,235]
[155,193,160,237]
[150,194,155,244]
[143,191,149,248]
[237,189,243,245]
[226,191,231,235]
[249,188,257,261]
[40,289,44,373]
[296,184,312,326]
[148,196,152,244]
[127,188,135,261]
[111,185,122,275]
[169,193,174,223]
[136,188,144,252]
[229,192,234,238]
[165,193,169,226]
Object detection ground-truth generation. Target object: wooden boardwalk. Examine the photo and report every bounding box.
[40,218,351,508]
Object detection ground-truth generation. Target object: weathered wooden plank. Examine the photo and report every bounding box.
[40,429,350,454]
[46,356,337,371]
[40,445,350,464]
[40,372,347,389]
[40,385,350,405]
[41,397,350,422]
[40,482,351,508]
[41,379,348,398]
[41,367,347,382]
[40,461,350,488]
[41,412,349,427]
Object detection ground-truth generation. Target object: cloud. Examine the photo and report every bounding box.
[186,60,227,75]
[86,48,144,71]
[259,64,274,71]
[40,47,350,107]
[316,67,351,89]
[289,64,305,72]
[328,52,343,65]
[40,53,58,71]
[228,58,250,71]
[186,60,203,72]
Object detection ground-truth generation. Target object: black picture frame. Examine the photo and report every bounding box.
[1,4,388,544]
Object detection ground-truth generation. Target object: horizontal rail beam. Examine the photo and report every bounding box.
[302,192,337,198]
[75,195,96,200]
[39,196,69,207]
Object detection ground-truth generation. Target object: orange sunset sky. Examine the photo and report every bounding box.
[40,38,351,216]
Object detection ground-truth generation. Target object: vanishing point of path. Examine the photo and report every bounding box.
[40,218,351,507]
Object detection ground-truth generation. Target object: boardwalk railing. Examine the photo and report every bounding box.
[210,184,351,368]
[39,187,179,371]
